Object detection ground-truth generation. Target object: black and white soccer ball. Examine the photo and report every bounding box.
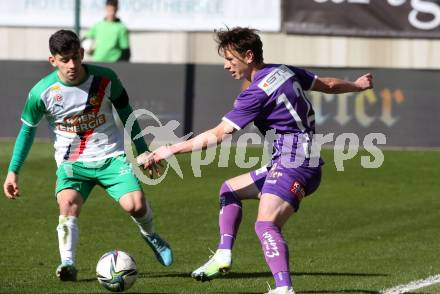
[96,250,138,292]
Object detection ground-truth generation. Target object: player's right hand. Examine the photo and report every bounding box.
[137,151,154,168]
[152,146,174,164]
[136,151,163,179]
[3,172,20,199]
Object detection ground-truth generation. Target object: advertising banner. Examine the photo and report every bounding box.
[0,61,438,148]
[284,0,440,38]
[0,0,281,32]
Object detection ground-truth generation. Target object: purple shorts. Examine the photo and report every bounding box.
[250,162,322,211]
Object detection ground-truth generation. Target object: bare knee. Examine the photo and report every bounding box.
[119,191,147,217]
[57,189,83,216]
[126,202,146,216]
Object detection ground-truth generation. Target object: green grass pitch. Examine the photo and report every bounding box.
[0,141,439,293]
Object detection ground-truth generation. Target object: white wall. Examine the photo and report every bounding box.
[1,27,440,69]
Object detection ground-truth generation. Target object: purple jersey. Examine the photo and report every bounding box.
[223,64,322,167]
[223,64,316,134]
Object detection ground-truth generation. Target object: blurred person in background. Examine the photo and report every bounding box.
[83,0,131,62]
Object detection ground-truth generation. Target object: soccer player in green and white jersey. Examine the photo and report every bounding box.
[2,30,172,281]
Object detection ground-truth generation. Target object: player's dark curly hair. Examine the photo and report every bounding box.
[49,30,81,56]
[215,27,264,64]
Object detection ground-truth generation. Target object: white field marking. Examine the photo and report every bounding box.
[379,274,440,294]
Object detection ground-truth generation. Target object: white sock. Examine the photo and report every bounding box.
[131,203,154,236]
[57,215,78,265]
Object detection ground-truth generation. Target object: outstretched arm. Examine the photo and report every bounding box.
[140,121,236,169]
[172,120,235,154]
[3,123,37,199]
[311,73,373,94]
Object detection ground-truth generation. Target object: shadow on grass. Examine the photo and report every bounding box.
[53,292,171,294]
[295,289,428,294]
[74,276,173,293]
[136,271,388,280]
[225,292,376,294]
[214,290,392,294]
[217,289,420,294]
[224,271,388,280]
[138,271,191,278]
[79,271,391,294]
[298,290,378,294]
[76,272,191,282]
[77,277,98,282]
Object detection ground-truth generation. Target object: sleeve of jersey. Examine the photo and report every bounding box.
[85,24,96,38]
[290,66,318,91]
[222,88,263,130]
[8,124,36,174]
[106,68,124,100]
[111,89,150,154]
[119,27,130,50]
[21,91,46,127]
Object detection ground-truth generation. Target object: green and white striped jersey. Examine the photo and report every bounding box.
[21,64,126,166]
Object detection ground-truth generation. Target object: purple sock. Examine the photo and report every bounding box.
[218,182,242,250]
[255,221,292,288]
[274,271,292,288]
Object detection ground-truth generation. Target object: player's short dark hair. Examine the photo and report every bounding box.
[49,30,81,56]
[215,27,264,64]
[106,0,118,8]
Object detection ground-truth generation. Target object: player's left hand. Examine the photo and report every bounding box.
[355,73,373,91]
[136,151,162,179]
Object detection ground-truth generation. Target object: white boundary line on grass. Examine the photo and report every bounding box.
[379,274,440,294]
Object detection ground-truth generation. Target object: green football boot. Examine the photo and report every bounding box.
[191,249,232,282]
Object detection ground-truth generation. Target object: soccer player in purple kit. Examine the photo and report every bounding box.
[142,27,373,294]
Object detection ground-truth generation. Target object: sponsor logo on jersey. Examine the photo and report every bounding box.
[89,95,100,106]
[258,65,294,95]
[50,85,61,92]
[290,181,305,201]
[50,84,64,107]
[54,94,63,102]
[57,111,106,133]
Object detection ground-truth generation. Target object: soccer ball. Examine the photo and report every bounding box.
[81,38,95,55]
[96,250,138,292]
